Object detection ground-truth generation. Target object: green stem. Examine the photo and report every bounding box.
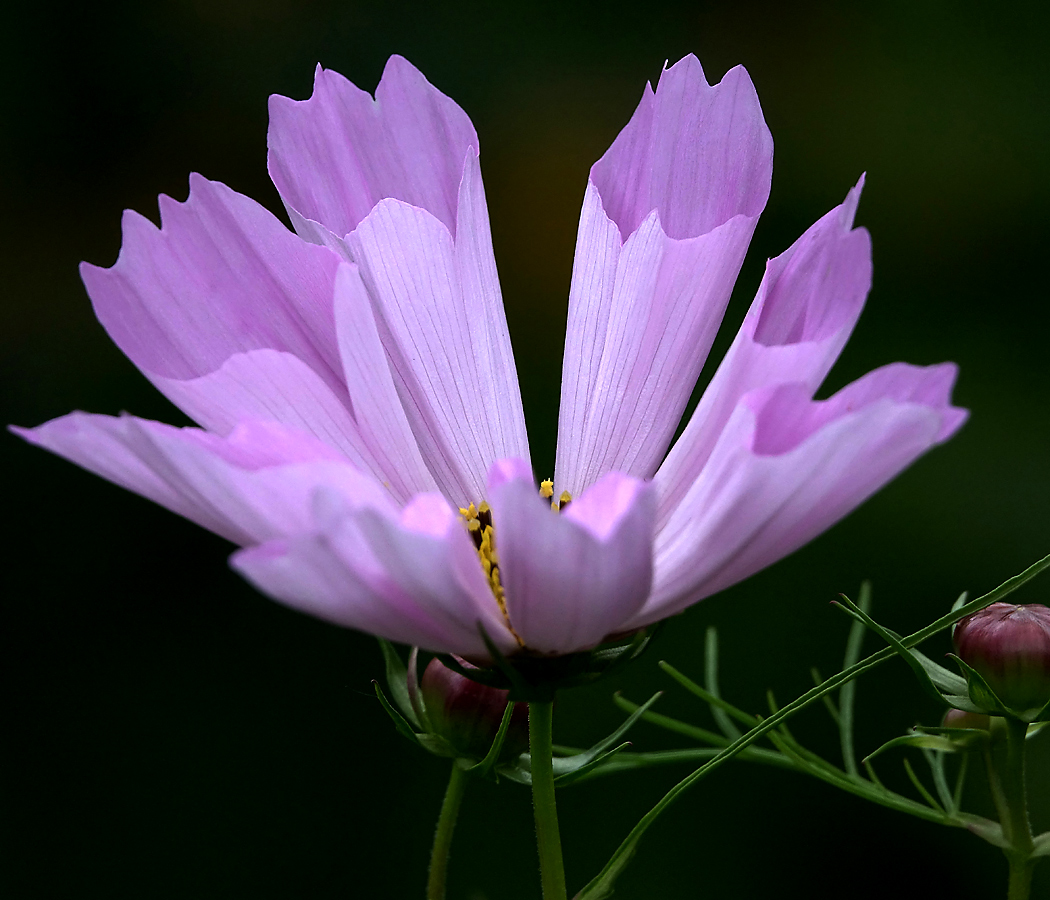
[530,700,567,900]
[1003,717,1035,900]
[427,762,468,900]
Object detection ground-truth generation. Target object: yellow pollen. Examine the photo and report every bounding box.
[460,499,519,644]
[539,479,554,499]
[558,490,573,510]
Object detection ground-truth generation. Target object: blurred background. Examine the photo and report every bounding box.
[4,1,1050,897]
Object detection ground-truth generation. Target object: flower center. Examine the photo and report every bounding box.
[459,501,505,616]
[539,479,572,511]
[459,481,573,640]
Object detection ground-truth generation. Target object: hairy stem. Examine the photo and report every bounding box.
[530,700,567,900]
[427,762,468,900]
[1002,717,1035,900]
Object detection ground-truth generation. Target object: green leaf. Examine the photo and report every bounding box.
[562,748,723,781]
[909,648,968,695]
[835,593,949,708]
[659,661,759,729]
[922,748,955,812]
[863,730,977,762]
[613,695,793,770]
[839,581,871,777]
[614,695,730,747]
[553,742,632,787]
[376,639,420,729]
[373,680,422,747]
[902,757,944,812]
[576,553,1050,900]
[507,692,664,787]
[704,628,742,740]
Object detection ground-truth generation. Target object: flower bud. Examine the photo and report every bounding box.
[954,602,1050,713]
[940,708,990,731]
[418,658,529,761]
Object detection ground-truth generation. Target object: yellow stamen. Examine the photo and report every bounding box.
[539,479,554,499]
[460,498,518,644]
[558,490,573,511]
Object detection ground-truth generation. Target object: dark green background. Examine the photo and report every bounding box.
[4,1,1050,897]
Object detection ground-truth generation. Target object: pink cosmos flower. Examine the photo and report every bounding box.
[13,55,966,659]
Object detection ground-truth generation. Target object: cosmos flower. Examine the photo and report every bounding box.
[13,55,966,660]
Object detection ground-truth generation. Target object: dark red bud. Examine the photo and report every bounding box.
[954,603,1050,713]
[418,658,529,761]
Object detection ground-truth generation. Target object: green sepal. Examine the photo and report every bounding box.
[946,654,1014,717]
[1031,831,1050,858]
[373,679,423,747]
[947,656,1050,722]
[438,624,661,701]
[405,647,431,731]
[417,732,458,757]
[1028,720,1050,740]
[938,692,988,714]
[1034,697,1050,723]
[464,700,517,777]
[376,638,421,729]
[500,691,663,786]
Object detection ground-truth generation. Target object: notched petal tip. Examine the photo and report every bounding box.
[564,472,655,542]
[751,182,873,349]
[486,457,534,493]
[745,361,966,458]
[590,51,772,244]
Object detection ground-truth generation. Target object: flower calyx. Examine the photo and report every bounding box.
[438,623,663,703]
[373,640,527,777]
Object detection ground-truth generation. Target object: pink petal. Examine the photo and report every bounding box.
[153,348,382,479]
[632,363,967,626]
[555,57,772,496]
[333,263,438,501]
[555,187,758,496]
[656,179,871,525]
[83,174,345,396]
[267,56,477,240]
[12,413,392,546]
[346,156,530,504]
[591,55,772,242]
[232,492,518,656]
[490,465,655,654]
